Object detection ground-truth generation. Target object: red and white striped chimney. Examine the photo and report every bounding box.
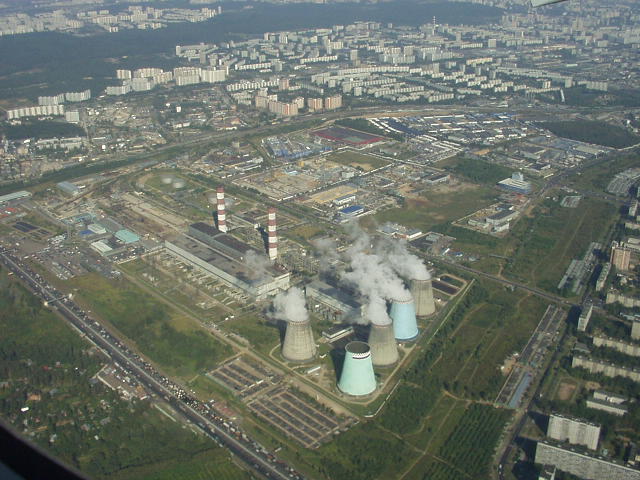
[267,207,277,261]
[216,186,227,233]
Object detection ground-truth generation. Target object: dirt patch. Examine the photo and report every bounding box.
[556,381,577,401]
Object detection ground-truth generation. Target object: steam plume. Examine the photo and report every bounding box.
[271,287,309,323]
[244,250,271,281]
[377,238,430,280]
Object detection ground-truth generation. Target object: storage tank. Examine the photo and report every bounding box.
[390,294,419,341]
[282,318,316,363]
[368,323,398,367]
[410,278,435,317]
[338,341,376,396]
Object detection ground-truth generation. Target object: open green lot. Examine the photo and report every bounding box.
[374,185,496,231]
[442,156,513,185]
[540,120,640,149]
[324,150,391,171]
[66,273,232,379]
[505,197,617,292]
[0,268,248,480]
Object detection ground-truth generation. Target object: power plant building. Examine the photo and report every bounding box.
[164,225,289,300]
[338,341,377,396]
[305,280,362,322]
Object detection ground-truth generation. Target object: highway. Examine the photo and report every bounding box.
[0,247,301,480]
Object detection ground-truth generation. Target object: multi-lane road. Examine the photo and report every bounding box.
[0,246,302,480]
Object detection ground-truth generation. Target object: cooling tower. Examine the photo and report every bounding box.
[338,341,377,396]
[368,323,399,367]
[410,278,435,317]
[390,295,419,341]
[282,319,316,363]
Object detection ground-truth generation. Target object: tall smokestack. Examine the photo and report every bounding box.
[216,186,227,233]
[410,278,435,317]
[268,207,277,261]
[390,294,419,341]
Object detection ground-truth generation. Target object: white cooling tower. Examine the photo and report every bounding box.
[282,318,316,363]
[411,278,435,317]
[368,323,399,367]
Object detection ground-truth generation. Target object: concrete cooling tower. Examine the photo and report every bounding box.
[338,341,377,396]
[368,323,399,367]
[410,278,435,317]
[390,295,419,341]
[282,318,316,363]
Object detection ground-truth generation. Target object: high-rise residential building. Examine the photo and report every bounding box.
[547,413,600,451]
[307,97,323,111]
[324,94,342,110]
[577,303,593,332]
[611,241,631,271]
[535,441,640,480]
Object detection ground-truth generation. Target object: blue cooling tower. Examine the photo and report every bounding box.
[338,341,377,396]
[390,296,419,341]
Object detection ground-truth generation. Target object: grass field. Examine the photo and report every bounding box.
[374,185,496,231]
[505,197,617,292]
[540,120,640,149]
[0,268,249,480]
[66,273,232,379]
[324,150,391,171]
[568,154,639,192]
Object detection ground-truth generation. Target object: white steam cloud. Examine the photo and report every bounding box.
[377,238,431,281]
[244,250,271,281]
[365,295,392,326]
[313,221,430,325]
[271,287,309,323]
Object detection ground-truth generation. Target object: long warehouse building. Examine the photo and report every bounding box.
[164,223,290,300]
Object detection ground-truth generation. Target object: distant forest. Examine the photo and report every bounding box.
[1,121,86,140]
[539,120,640,149]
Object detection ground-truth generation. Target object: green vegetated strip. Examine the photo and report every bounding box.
[540,120,640,149]
[437,404,512,477]
[505,197,617,292]
[334,118,404,142]
[0,120,86,140]
[306,422,419,480]
[0,269,248,480]
[375,186,496,231]
[446,156,513,185]
[373,282,542,479]
[66,273,232,379]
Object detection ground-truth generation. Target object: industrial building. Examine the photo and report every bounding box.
[535,441,640,480]
[164,225,290,300]
[305,279,362,322]
[546,413,600,451]
[497,172,532,194]
[0,191,31,204]
[338,341,377,396]
[57,181,82,196]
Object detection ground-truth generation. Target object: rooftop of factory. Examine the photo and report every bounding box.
[167,233,284,286]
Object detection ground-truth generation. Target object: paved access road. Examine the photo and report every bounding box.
[0,247,301,480]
